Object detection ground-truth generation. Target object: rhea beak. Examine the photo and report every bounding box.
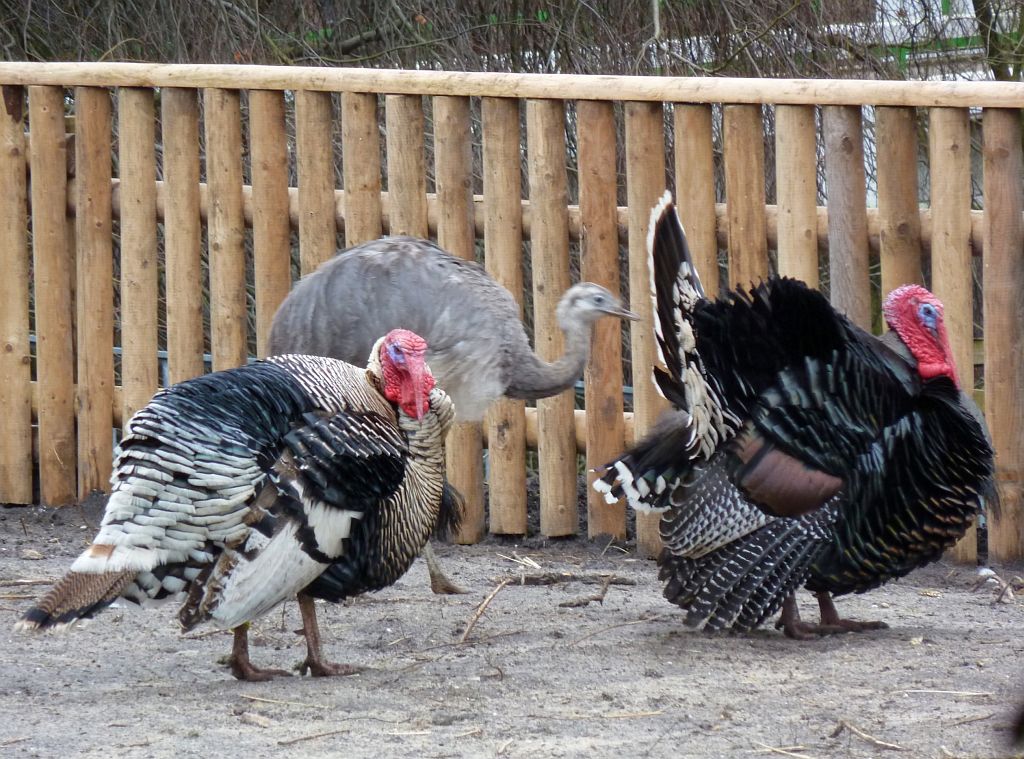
[613,305,641,321]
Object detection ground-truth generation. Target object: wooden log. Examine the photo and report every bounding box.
[5,63,1024,109]
[341,92,382,246]
[673,104,719,296]
[877,106,923,296]
[74,86,114,497]
[295,90,336,275]
[117,87,158,430]
[162,88,205,383]
[204,88,247,371]
[774,104,819,285]
[249,89,292,357]
[526,99,577,538]
[385,94,428,237]
[433,94,485,544]
[482,98,527,536]
[0,85,33,503]
[928,106,976,563]
[981,108,1024,562]
[29,86,76,504]
[822,106,872,330]
[56,175,1006,260]
[625,100,670,558]
[579,99,626,539]
[723,104,769,289]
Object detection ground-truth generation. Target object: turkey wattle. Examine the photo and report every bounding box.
[595,192,996,638]
[16,329,458,679]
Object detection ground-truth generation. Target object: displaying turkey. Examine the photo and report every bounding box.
[16,329,458,679]
[595,192,996,638]
[269,235,637,593]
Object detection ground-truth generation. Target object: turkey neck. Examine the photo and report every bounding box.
[503,318,592,400]
[381,388,455,567]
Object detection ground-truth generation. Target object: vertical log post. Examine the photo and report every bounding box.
[118,87,159,428]
[249,90,292,357]
[982,108,1024,561]
[204,88,247,372]
[674,104,719,296]
[775,105,820,285]
[162,88,205,383]
[0,85,32,503]
[483,98,527,535]
[625,101,669,558]
[877,106,923,296]
[823,106,872,330]
[434,95,486,544]
[579,99,626,539]
[385,94,428,237]
[296,90,336,275]
[29,85,76,504]
[723,104,769,289]
[341,92,382,246]
[526,99,577,537]
[929,107,977,563]
[74,86,114,497]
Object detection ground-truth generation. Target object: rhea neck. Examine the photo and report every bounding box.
[503,313,593,399]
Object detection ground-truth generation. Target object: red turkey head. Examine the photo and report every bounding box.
[882,284,959,387]
[380,329,435,419]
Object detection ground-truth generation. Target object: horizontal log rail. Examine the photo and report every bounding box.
[3,62,1024,107]
[51,176,993,257]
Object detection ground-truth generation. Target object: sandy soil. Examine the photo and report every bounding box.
[2,500,1024,759]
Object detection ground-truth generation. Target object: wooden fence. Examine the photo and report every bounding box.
[0,63,1021,561]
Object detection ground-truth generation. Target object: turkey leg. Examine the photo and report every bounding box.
[297,593,364,677]
[228,623,292,681]
[813,592,888,633]
[777,592,888,639]
[422,542,469,595]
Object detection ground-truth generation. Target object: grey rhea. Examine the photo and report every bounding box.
[268,236,638,590]
[17,330,457,681]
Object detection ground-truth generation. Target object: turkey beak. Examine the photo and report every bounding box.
[404,362,428,420]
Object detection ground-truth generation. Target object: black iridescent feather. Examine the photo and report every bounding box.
[597,193,996,633]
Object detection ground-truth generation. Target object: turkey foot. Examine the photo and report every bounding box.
[229,624,292,681]
[777,593,888,639]
[812,592,888,634]
[422,542,469,595]
[776,595,822,640]
[296,593,365,678]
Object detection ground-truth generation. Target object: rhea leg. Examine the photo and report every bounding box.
[297,593,364,677]
[422,542,468,595]
[228,623,292,681]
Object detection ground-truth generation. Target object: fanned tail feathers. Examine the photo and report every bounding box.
[594,191,734,512]
[15,568,136,631]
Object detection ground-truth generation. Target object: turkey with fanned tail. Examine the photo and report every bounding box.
[16,329,459,679]
[595,192,996,638]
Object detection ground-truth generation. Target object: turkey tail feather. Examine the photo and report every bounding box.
[432,480,465,540]
[15,569,135,631]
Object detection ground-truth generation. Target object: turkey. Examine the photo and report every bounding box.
[16,329,458,680]
[269,235,637,591]
[595,192,996,638]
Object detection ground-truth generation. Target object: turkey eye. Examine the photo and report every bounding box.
[388,343,406,363]
[917,303,938,329]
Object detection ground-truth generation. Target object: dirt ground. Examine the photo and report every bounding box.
[2,499,1024,759]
